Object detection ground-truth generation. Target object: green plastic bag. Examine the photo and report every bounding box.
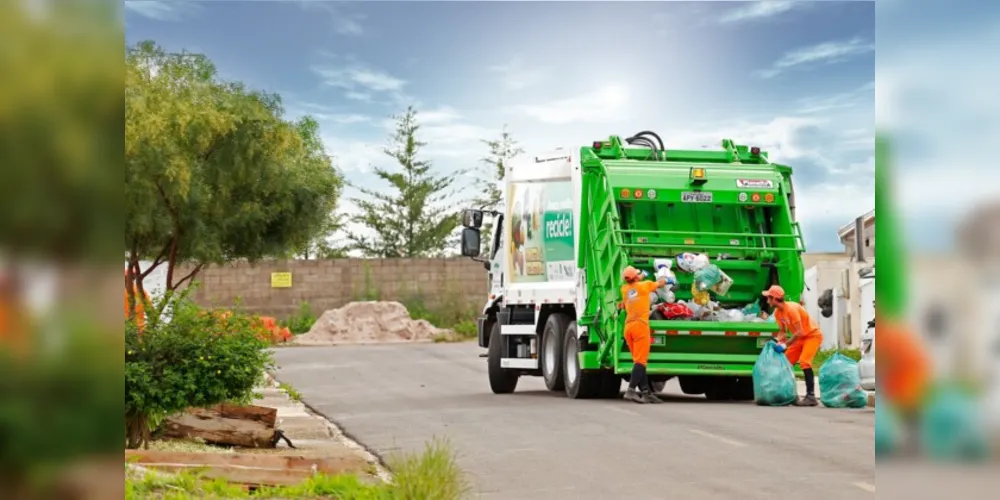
[753,341,797,406]
[819,352,868,408]
[875,402,899,458]
[920,387,990,461]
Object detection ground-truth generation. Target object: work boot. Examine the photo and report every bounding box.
[641,391,664,404]
[624,388,645,404]
[794,394,819,407]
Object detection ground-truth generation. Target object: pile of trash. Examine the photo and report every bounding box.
[646,253,775,323]
[294,301,449,345]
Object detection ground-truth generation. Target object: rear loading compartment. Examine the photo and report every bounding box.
[576,138,808,400]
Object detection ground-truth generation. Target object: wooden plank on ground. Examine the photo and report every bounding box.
[125,450,370,486]
[162,412,277,448]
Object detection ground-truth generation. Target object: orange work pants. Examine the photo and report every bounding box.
[624,321,651,365]
[784,333,823,370]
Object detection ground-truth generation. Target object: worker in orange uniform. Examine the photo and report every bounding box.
[762,285,823,406]
[619,265,671,404]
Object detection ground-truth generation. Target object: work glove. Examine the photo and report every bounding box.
[772,342,786,354]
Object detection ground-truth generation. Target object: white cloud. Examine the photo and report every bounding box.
[324,136,384,174]
[488,57,546,90]
[795,81,875,114]
[124,0,202,21]
[515,85,629,125]
[298,1,366,36]
[757,37,874,79]
[794,181,874,227]
[315,67,406,93]
[719,1,802,24]
[345,91,372,102]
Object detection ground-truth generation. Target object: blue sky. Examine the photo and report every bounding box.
[125,0,877,253]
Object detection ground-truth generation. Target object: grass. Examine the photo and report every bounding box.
[125,438,469,499]
[278,382,303,402]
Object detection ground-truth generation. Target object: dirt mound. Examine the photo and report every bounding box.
[293,301,448,345]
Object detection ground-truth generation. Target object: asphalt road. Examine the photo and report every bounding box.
[273,342,874,500]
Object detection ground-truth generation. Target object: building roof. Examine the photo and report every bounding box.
[837,209,875,240]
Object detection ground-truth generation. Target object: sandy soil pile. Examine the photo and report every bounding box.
[294,301,449,345]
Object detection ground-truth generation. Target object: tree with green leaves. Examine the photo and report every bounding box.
[125,41,343,309]
[474,125,523,254]
[347,106,460,258]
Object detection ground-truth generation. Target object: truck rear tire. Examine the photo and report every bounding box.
[541,313,569,392]
[563,322,600,399]
[651,380,667,394]
[679,376,709,395]
[704,377,737,401]
[598,372,623,399]
[488,322,518,394]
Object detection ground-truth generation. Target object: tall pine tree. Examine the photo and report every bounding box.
[347,106,459,257]
[474,125,523,255]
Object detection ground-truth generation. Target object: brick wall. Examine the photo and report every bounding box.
[177,258,489,318]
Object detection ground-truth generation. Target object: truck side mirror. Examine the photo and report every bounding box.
[461,228,481,257]
[462,209,484,229]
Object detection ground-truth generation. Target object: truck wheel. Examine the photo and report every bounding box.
[563,322,600,399]
[733,377,755,401]
[541,313,569,392]
[488,321,518,394]
[598,372,623,399]
[705,378,736,401]
[651,380,667,394]
[679,376,708,395]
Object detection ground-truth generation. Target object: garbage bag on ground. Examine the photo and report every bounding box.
[875,402,900,458]
[676,252,709,273]
[920,387,991,461]
[753,341,797,406]
[818,353,869,408]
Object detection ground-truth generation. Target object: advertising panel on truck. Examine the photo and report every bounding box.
[506,180,574,283]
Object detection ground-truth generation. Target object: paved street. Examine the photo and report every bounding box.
[273,343,874,500]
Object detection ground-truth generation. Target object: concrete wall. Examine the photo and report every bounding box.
[178,258,489,318]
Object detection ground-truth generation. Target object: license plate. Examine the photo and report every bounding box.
[756,337,770,349]
[681,191,713,203]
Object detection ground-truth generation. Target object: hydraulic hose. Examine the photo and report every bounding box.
[625,136,658,160]
[631,130,665,152]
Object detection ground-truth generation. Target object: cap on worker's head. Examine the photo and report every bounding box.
[762,285,785,300]
[622,266,640,282]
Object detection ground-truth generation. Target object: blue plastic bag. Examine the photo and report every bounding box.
[819,353,868,408]
[753,341,797,406]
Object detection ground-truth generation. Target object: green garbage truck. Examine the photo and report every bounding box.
[459,131,806,400]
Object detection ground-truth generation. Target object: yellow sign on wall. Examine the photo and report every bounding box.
[270,272,292,288]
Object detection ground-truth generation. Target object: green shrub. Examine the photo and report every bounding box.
[280,301,317,334]
[125,291,274,449]
[0,311,122,495]
[402,290,478,342]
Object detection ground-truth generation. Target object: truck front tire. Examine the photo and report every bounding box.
[563,322,601,399]
[541,313,569,392]
[488,322,518,394]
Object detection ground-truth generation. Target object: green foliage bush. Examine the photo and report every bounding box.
[280,301,317,334]
[0,313,121,495]
[125,292,274,449]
